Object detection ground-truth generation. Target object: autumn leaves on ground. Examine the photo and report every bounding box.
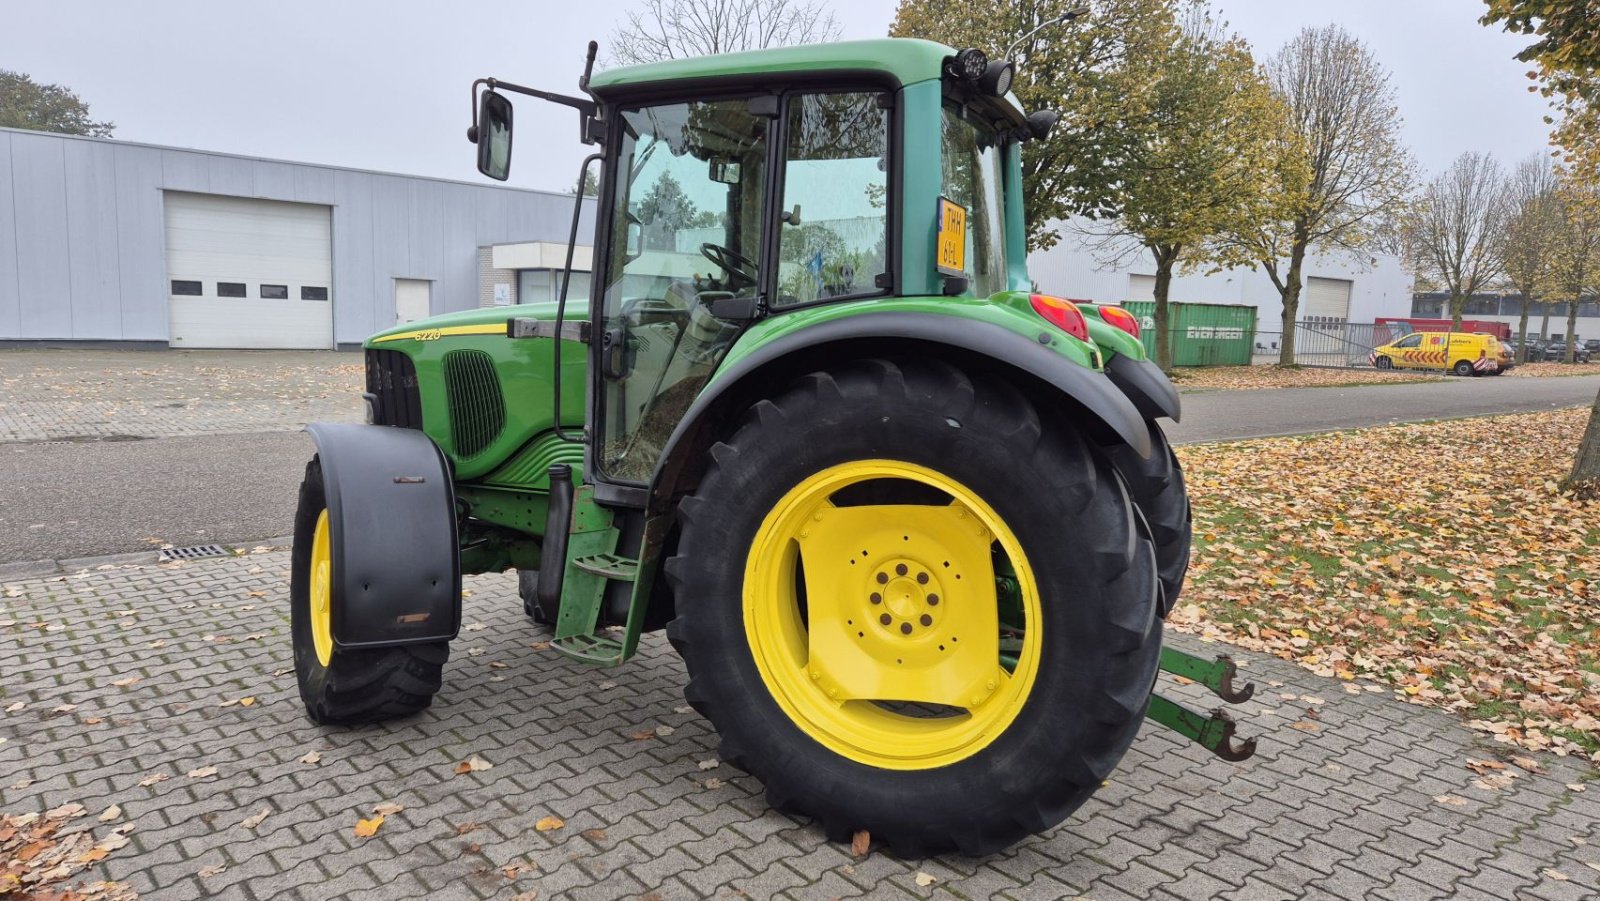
[1172,406,1600,765]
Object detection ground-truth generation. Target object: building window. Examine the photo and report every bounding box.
[518,269,591,305]
[301,286,329,301]
[218,282,247,298]
[171,280,202,296]
[260,284,288,299]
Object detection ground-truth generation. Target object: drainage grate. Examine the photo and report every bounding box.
[158,544,229,562]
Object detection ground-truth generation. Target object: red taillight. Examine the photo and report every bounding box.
[1029,294,1089,342]
[1100,304,1141,339]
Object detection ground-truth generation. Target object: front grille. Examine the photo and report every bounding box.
[442,349,505,458]
[365,348,423,429]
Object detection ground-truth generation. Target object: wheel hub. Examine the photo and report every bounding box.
[873,561,941,634]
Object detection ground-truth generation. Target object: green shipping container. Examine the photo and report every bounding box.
[1119,301,1257,367]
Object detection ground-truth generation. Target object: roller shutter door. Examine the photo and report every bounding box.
[1303,276,1352,324]
[164,192,333,348]
[1127,273,1156,302]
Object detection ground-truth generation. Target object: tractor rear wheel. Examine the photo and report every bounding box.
[518,570,554,625]
[666,359,1161,857]
[290,457,448,724]
[1103,420,1191,616]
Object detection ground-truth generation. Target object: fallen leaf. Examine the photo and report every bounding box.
[528,641,551,650]
[1510,756,1544,774]
[241,808,271,829]
[83,716,103,724]
[454,821,482,836]
[199,864,226,877]
[78,847,109,864]
[511,893,539,901]
[46,803,86,819]
[655,725,675,737]
[138,773,169,787]
[629,729,656,741]
[697,759,719,771]
[851,830,870,856]
[187,766,218,779]
[534,815,564,832]
[4,701,23,712]
[674,705,694,714]
[1290,721,1319,732]
[299,751,321,765]
[467,647,486,657]
[914,872,937,887]
[704,778,724,789]
[354,815,384,837]
[98,805,121,822]
[52,704,77,713]
[111,676,140,687]
[490,661,509,669]
[373,802,404,816]
[1543,869,1568,881]
[1433,794,1469,807]
[454,755,493,774]
[464,622,487,632]
[581,828,607,841]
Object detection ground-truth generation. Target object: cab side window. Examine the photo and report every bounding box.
[1395,334,1423,348]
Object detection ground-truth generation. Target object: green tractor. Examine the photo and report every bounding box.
[290,37,1256,856]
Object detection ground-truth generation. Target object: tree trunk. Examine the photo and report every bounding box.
[1516,300,1531,364]
[1153,257,1175,371]
[1450,291,1465,330]
[1540,302,1551,339]
[1570,388,1600,490]
[1277,241,1307,367]
[1567,298,1580,363]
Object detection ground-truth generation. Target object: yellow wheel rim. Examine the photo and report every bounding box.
[310,509,334,667]
[743,459,1043,770]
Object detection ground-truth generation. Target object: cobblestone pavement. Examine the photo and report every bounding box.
[3,553,1597,900]
[0,350,363,443]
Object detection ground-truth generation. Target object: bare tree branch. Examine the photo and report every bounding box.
[610,0,842,65]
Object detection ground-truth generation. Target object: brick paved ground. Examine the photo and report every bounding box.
[3,552,1597,900]
[0,350,362,442]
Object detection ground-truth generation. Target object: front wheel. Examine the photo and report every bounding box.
[1103,421,1191,615]
[291,457,448,724]
[1453,360,1476,377]
[665,359,1161,857]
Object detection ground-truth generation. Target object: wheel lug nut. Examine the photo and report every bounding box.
[917,572,928,585]
[920,614,932,626]
[927,594,939,606]
[876,573,888,585]
[895,563,908,576]
[870,592,882,604]
[879,614,891,626]
[900,622,912,635]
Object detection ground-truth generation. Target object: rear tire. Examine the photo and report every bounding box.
[1453,360,1476,377]
[1374,356,1393,370]
[518,570,553,624]
[291,457,448,725]
[665,358,1161,857]
[1103,421,1191,616]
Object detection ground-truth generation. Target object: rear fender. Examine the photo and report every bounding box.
[305,423,461,648]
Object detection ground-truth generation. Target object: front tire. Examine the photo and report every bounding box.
[291,457,448,724]
[1103,421,1191,615]
[666,359,1161,857]
[1453,360,1476,377]
[518,570,554,624]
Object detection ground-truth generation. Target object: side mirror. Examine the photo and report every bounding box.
[709,159,741,185]
[476,91,514,181]
[624,212,643,263]
[1026,109,1059,141]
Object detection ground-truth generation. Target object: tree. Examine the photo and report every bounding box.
[890,0,1179,251]
[1500,155,1561,359]
[1218,26,1413,366]
[568,169,600,197]
[1071,4,1292,369]
[1404,153,1510,329]
[610,0,841,65]
[0,70,113,137]
[1542,181,1600,363]
[635,171,720,250]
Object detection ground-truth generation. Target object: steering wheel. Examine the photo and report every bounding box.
[700,242,758,289]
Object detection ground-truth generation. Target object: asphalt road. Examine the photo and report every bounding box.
[2,374,1596,567]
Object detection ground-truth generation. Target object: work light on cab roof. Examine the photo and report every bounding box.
[285,32,1253,863]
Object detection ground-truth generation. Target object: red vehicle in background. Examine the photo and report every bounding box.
[1374,317,1511,343]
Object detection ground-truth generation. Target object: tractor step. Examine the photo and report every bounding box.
[1146,693,1258,761]
[550,632,625,665]
[572,553,638,580]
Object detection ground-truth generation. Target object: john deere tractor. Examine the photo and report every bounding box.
[291,37,1256,856]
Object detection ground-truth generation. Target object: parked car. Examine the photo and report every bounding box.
[1370,331,1506,376]
[1584,338,1600,353]
[1542,341,1593,363]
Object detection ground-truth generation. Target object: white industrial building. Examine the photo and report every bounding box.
[1027,228,1414,328]
[0,126,594,349]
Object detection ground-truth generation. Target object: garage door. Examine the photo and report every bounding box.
[164,192,333,348]
[1303,276,1352,324]
[1128,274,1156,302]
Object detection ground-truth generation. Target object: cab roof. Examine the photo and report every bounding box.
[588,38,957,95]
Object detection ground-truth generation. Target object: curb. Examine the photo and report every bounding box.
[0,535,295,583]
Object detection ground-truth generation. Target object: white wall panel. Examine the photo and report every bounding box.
[0,134,20,336]
[113,146,168,340]
[64,139,123,338]
[11,132,73,338]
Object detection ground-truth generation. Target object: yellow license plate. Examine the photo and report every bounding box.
[936,196,967,276]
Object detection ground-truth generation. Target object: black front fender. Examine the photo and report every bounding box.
[1103,352,1181,423]
[305,423,461,649]
[649,312,1153,514]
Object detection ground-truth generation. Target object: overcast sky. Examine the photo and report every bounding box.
[2,0,1547,195]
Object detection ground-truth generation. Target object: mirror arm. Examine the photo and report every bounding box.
[469,77,602,146]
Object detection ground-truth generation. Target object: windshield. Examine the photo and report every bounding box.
[940,105,1008,297]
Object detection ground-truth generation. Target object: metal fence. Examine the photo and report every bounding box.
[1249,321,1403,368]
